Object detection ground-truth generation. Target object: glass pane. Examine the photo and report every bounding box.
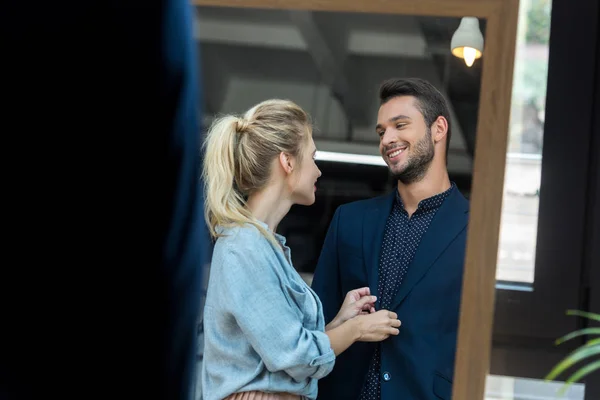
[196,7,485,396]
[496,0,551,284]
[196,5,484,280]
[485,375,585,400]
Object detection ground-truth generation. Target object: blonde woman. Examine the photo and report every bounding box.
[201,99,401,400]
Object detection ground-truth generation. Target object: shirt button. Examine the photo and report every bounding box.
[382,371,391,381]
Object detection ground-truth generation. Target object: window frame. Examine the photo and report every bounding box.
[492,0,600,347]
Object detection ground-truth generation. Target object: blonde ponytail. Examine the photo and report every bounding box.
[201,115,254,239]
[202,99,311,246]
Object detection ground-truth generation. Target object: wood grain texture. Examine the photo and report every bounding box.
[452,1,520,399]
[193,0,497,18]
[193,1,521,399]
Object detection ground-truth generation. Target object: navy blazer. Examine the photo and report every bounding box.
[312,188,469,400]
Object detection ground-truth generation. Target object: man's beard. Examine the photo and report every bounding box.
[390,128,435,184]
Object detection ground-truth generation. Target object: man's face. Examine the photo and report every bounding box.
[376,96,434,184]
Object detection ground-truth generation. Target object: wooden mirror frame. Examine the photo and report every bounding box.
[193,1,520,399]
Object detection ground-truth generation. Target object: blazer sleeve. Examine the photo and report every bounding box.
[311,207,344,326]
[220,244,336,382]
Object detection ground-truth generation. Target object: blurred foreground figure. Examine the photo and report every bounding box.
[1,1,206,399]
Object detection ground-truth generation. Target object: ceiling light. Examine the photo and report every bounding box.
[451,17,484,67]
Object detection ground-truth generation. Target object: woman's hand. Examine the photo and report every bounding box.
[326,287,377,331]
[352,310,401,342]
[325,307,400,356]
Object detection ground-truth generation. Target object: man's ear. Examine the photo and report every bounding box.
[279,152,294,174]
[432,116,449,144]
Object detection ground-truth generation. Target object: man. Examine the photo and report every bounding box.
[1,1,205,399]
[312,78,469,400]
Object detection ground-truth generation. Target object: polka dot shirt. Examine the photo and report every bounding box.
[359,183,455,400]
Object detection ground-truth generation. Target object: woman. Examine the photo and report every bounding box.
[201,99,401,400]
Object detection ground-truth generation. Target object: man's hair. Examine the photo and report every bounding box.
[379,78,452,162]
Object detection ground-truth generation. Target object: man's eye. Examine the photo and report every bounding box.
[396,124,406,129]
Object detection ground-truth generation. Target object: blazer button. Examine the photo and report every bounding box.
[382,371,391,382]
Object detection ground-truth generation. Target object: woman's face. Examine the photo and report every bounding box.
[289,136,321,206]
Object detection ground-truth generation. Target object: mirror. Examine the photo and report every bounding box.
[193,1,518,399]
[196,6,483,263]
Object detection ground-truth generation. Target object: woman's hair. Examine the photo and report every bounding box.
[202,99,312,244]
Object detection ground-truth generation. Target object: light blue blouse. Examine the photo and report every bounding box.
[201,222,336,400]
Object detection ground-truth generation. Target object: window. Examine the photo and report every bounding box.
[496,0,551,284]
[492,0,597,349]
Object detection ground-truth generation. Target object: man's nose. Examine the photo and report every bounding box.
[381,129,397,147]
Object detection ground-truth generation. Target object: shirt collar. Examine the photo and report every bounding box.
[255,219,287,246]
[395,182,456,213]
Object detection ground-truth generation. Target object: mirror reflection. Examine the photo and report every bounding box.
[196,6,485,400]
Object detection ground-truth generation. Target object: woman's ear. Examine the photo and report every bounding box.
[279,152,295,174]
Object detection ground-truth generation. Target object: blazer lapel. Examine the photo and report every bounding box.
[362,191,395,298]
[390,188,470,310]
